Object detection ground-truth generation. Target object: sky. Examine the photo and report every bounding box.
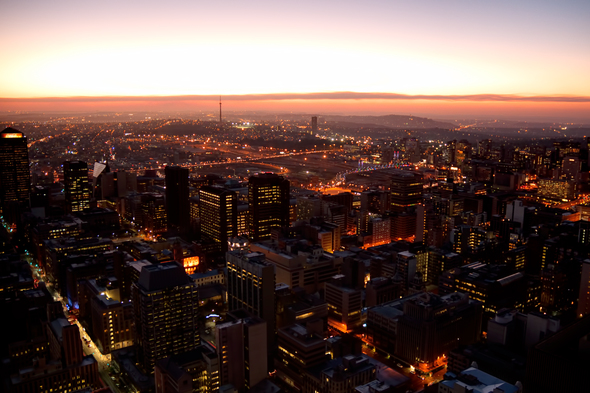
[1,0,590,121]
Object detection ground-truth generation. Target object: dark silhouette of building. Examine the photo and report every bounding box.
[311,116,318,133]
[248,173,289,241]
[132,261,200,374]
[215,309,268,392]
[165,166,190,235]
[526,314,590,392]
[63,161,91,213]
[0,128,30,222]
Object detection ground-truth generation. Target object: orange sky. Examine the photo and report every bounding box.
[2,95,589,122]
[1,1,589,121]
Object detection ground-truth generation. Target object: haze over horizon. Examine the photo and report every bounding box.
[1,0,589,122]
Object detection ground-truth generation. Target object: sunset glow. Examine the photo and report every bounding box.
[1,0,589,119]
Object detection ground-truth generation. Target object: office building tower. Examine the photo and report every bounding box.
[215,310,267,392]
[248,173,290,241]
[226,251,275,352]
[446,140,457,164]
[395,292,482,368]
[0,128,30,220]
[165,166,190,234]
[389,171,423,212]
[276,324,329,390]
[91,292,134,354]
[439,262,526,317]
[132,261,200,374]
[250,241,343,295]
[325,275,363,332]
[311,116,318,133]
[478,139,492,159]
[561,155,582,182]
[64,160,91,213]
[155,343,220,393]
[199,185,237,252]
[296,194,324,221]
[140,193,168,235]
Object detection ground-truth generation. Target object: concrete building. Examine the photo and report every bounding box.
[248,173,290,241]
[154,344,220,393]
[389,171,423,213]
[396,292,482,369]
[8,308,100,393]
[250,241,342,295]
[226,251,275,352]
[304,355,376,393]
[165,166,190,235]
[0,128,30,222]
[526,314,590,392]
[132,261,200,374]
[215,310,267,392]
[439,367,521,393]
[276,324,329,390]
[199,186,237,252]
[325,276,363,332]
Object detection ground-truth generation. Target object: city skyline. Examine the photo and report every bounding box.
[1,0,590,121]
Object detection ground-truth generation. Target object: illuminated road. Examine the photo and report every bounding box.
[23,253,122,392]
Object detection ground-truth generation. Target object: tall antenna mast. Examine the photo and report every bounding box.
[219,96,222,127]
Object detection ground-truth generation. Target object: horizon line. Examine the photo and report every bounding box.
[2,91,590,103]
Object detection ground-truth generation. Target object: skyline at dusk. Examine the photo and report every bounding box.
[2,0,590,121]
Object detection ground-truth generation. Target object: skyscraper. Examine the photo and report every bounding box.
[199,185,237,251]
[389,170,423,212]
[226,251,275,355]
[165,166,190,235]
[0,128,30,220]
[311,116,318,134]
[63,160,91,213]
[248,173,289,241]
[132,261,200,374]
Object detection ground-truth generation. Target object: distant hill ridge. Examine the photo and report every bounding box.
[321,114,455,129]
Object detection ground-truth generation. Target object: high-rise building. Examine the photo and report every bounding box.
[0,128,30,220]
[325,276,363,332]
[226,251,275,353]
[311,116,318,134]
[276,324,329,390]
[395,292,482,368]
[248,173,289,241]
[389,170,423,212]
[132,261,200,374]
[199,185,237,251]
[165,166,190,235]
[63,160,91,213]
[215,309,267,392]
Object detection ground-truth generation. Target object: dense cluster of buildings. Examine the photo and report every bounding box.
[2,125,590,393]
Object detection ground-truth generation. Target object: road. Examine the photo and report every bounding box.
[24,252,122,392]
[361,342,447,392]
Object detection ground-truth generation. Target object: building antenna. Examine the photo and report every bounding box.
[219,96,222,126]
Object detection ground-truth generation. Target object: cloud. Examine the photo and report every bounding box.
[2,92,590,103]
